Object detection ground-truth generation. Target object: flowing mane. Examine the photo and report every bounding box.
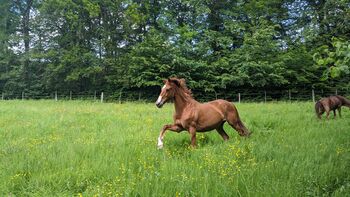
[169,78,193,99]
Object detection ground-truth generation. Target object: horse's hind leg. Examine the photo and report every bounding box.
[338,107,342,118]
[216,123,229,141]
[333,109,337,119]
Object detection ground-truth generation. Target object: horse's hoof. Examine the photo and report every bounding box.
[157,137,164,149]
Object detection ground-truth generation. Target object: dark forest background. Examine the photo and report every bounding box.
[0,0,349,101]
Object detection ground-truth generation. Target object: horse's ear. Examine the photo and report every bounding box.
[171,78,181,87]
[179,78,186,86]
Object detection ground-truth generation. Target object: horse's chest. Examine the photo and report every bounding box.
[180,120,191,129]
[177,115,196,129]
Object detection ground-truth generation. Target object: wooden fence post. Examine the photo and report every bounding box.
[22,92,24,100]
[264,91,267,103]
[335,89,338,95]
[70,91,72,100]
[238,93,241,103]
[288,89,291,102]
[55,91,58,101]
[312,89,315,103]
[100,92,104,103]
[119,90,123,104]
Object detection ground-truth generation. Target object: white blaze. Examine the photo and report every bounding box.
[156,96,162,103]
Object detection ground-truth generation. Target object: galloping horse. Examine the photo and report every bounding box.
[315,95,350,119]
[155,78,251,148]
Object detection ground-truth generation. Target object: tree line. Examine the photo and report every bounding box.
[0,0,349,100]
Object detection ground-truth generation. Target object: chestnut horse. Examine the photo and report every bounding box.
[155,78,251,148]
[315,95,350,119]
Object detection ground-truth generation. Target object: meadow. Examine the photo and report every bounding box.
[0,100,349,196]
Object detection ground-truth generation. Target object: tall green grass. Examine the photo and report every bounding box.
[0,100,349,196]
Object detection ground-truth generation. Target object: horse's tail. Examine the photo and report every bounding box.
[315,101,323,119]
[226,102,251,137]
[237,119,251,137]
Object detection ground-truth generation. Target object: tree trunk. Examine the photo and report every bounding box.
[16,0,33,90]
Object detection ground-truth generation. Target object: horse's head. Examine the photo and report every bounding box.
[155,78,181,108]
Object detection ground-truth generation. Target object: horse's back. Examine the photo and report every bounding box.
[197,99,230,119]
[319,96,342,110]
[203,99,240,118]
[206,99,235,106]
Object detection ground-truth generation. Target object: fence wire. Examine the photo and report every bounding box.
[1,89,349,103]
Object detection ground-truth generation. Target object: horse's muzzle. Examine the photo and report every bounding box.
[155,96,164,108]
[155,101,164,108]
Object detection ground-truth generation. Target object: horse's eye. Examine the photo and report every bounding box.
[166,89,170,92]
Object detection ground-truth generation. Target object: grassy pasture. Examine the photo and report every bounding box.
[0,100,349,196]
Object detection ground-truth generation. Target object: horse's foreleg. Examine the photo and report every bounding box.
[333,110,337,119]
[158,124,183,149]
[317,109,324,119]
[324,106,330,120]
[189,127,196,148]
[326,110,330,120]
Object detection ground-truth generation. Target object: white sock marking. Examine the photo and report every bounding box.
[157,137,163,149]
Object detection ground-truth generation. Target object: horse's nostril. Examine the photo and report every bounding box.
[156,102,163,108]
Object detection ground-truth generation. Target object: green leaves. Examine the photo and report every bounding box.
[313,38,350,79]
[82,0,100,18]
[0,0,349,97]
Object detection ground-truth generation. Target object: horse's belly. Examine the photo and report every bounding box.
[196,122,224,132]
[179,104,226,132]
[196,112,225,132]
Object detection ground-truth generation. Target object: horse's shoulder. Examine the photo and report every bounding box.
[320,97,331,104]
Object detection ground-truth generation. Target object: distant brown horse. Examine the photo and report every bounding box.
[155,78,251,148]
[315,95,350,119]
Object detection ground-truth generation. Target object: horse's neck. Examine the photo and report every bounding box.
[174,93,196,116]
[342,97,350,107]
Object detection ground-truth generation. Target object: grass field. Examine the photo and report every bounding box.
[0,100,349,196]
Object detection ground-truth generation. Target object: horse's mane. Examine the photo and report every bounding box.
[169,78,193,98]
[335,95,350,106]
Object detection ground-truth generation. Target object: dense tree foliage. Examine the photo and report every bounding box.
[0,0,349,99]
